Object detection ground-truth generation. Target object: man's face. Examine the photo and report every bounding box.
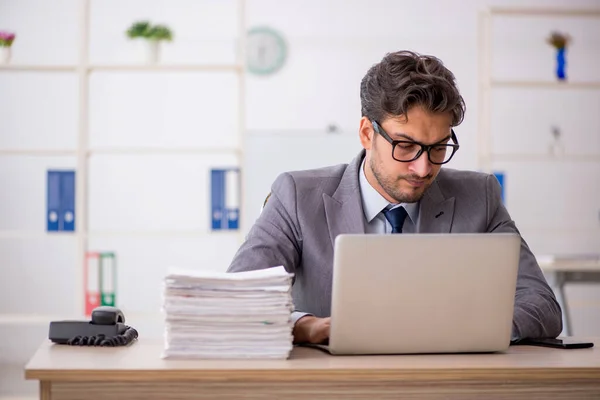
[359,106,454,204]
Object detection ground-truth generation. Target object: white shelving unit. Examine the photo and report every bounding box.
[490,80,600,89]
[0,65,77,71]
[478,6,600,338]
[478,6,600,173]
[0,0,248,325]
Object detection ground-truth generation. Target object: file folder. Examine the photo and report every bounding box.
[211,168,241,230]
[46,170,76,232]
[60,171,76,231]
[211,169,225,230]
[100,252,116,306]
[84,252,101,317]
[493,172,505,203]
[47,171,61,231]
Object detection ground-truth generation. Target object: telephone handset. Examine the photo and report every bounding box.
[49,306,138,347]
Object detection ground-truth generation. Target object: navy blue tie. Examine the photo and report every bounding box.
[383,206,408,233]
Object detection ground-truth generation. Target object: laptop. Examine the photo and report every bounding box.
[321,233,520,355]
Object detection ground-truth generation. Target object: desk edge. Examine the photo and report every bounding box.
[24,367,600,382]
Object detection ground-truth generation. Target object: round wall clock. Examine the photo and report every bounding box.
[246,26,287,76]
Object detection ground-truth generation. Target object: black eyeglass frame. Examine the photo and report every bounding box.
[371,120,460,165]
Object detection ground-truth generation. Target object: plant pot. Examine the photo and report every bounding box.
[132,39,160,64]
[0,47,11,64]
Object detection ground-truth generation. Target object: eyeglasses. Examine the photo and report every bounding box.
[371,120,459,165]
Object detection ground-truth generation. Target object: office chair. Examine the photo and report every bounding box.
[260,192,271,213]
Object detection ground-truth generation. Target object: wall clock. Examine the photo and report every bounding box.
[246,26,287,76]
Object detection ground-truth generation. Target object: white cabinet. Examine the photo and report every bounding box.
[0,237,78,315]
[87,235,242,315]
[88,153,238,232]
[490,87,600,157]
[492,160,600,230]
[0,0,246,333]
[89,0,239,66]
[0,74,78,151]
[0,156,76,231]
[0,0,79,66]
[89,71,239,149]
[481,8,600,257]
[491,13,600,83]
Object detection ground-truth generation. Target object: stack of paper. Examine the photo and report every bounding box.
[162,265,295,359]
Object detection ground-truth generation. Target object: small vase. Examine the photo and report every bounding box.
[132,39,160,64]
[549,126,564,156]
[0,47,11,64]
[555,47,567,81]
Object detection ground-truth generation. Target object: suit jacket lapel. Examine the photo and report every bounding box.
[418,175,455,233]
[324,151,366,247]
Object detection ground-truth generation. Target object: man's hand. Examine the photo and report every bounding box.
[293,316,330,344]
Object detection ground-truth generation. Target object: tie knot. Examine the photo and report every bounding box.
[383,206,408,233]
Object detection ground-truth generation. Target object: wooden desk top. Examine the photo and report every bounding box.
[25,338,600,383]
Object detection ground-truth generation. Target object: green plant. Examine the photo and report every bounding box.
[126,21,152,39]
[148,25,173,41]
[126,21,173,41]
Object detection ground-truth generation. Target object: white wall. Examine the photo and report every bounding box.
[1,0,599,398]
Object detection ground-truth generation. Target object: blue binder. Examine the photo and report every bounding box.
[211,168,241,230]
[47,171,61,231]
[61,171,76,231]
[493,172,505,203]
[47,170,76,232]
[211,169,225,230]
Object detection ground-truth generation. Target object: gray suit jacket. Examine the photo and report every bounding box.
[228,150,562,340]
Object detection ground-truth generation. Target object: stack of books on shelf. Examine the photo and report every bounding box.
[162,265,294,359]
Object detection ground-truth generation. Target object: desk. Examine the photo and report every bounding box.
[25,338,600,400]
[539,256,600,336]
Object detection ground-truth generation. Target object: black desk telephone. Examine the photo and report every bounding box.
[49,306,138,347]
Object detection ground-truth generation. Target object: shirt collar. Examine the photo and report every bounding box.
[359,158,420,224]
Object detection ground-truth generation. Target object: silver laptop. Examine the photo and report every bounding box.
[325,233,520,355]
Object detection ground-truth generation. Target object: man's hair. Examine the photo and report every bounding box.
[360,50,465,126]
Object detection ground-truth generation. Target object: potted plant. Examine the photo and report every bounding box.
[126,21,173,64]
[0,31,16,64]
[547,31,571,81]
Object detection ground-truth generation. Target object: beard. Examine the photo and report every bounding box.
[369,152,434,204]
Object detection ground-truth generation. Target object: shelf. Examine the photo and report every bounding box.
[89,64,242,72]
[489,80,600,89]
[0,149,77,156]
[0,231,76,239]
[490,153,600,162]
[489,7,600,17]
[0,148,241,157]
[86,229,240,238]
[0,64,243,73]
[88,147,241,156]
[0,230,240,239]
[0,65,77,72]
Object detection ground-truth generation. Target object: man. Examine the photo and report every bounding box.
[227,50,562,345]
